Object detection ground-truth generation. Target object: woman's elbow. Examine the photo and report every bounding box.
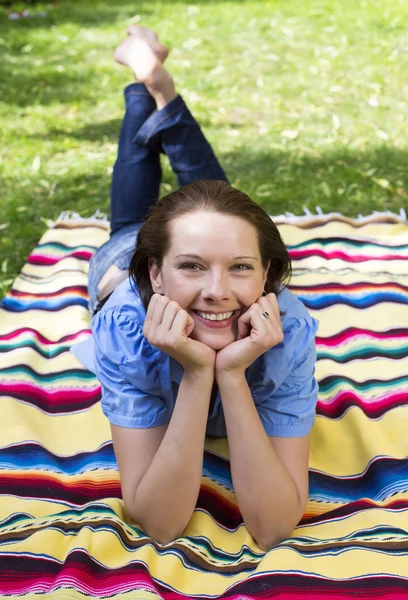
[255,529,290,552]
[126,504,184,545]
[253,518,301,552]
[152,530,183,545]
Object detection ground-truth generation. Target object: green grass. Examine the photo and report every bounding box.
[1,0,407,296]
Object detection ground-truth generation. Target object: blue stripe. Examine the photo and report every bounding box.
[1,297,88,311]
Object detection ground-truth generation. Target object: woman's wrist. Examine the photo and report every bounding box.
[215,368,246,388]
[183,366,214,384]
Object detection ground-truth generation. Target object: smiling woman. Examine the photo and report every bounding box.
[132,194,290,351]
[71,25,319,550]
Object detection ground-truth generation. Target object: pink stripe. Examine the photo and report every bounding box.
[317,328,408,346]
[0,382,100,404]
[319,390,407,415]
[28,251,93,264]
[10,288,87,299]
[0,328,91,344]
[290,248,408,262]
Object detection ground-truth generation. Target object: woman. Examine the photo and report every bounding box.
[73,26,319,551]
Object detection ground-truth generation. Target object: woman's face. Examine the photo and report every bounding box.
[148,211,270,350]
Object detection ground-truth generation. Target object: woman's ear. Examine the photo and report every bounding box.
[148,258,164,294]
[263,260,271,287]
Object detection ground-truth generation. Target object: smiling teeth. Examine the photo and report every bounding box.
[197,311,234,321]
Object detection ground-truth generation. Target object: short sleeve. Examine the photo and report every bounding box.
[257,316,319,438]
[92,308,171,429]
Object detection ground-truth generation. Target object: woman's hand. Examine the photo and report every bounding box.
[143,294,216,373]
[215,293,284,377]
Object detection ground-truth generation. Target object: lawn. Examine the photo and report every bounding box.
[0,0,407,296]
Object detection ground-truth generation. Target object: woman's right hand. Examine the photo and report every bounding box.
[143,294,216,373]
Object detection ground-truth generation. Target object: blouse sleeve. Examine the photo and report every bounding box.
[92,308,171,429]
[256,316,319,438]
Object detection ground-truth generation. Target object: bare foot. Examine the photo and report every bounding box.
[114,32,176,110]
[126,25,160,47]
[115,25,169,65]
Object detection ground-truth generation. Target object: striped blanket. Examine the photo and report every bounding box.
[0,209,407,598]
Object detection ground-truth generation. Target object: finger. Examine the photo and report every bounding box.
[145,293,159,320]
[149,294,171,327]
[254,301,284,344]
[250,304,280,342]
[144,293,161,335]
[237,316,250,341]
[266,293,281,319]
[257,293,280,322]
[237,307,252,328]
[171,309,194,338]
[254,302,273,325]
[160,300,182,331]
[252,300,272,325]
[237,305,260,341]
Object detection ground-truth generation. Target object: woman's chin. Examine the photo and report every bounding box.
[195,331,236,351]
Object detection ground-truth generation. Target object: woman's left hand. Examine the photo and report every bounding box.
[215,293,284,377]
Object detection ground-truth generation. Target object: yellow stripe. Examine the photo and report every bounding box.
[1,398,110,451]
[310,407,408,475]
[0,351,96,376]
[277,220,408,243]
[0,306,91,337]
[298,507,408,538]
[315,357,408,384]
[12,272,90,293]
[42,224,109,245]
[259,544,408,578]
[307,303,408,337]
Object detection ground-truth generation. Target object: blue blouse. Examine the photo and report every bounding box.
[71,278,319,438]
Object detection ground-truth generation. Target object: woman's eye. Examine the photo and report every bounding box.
[179,263,252,271]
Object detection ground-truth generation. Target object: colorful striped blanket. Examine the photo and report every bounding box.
[0,209,407,598]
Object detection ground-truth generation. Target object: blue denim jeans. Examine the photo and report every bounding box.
[88,83,229,314]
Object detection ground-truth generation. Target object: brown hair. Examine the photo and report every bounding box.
[129,180,292,313]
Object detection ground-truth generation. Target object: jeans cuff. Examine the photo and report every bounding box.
[132,94,186,153]
[124,81,153,98]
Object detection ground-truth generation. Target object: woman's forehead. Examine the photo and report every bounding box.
[165,214,262,262]
[171,211,258,246]
[168,211,260,256]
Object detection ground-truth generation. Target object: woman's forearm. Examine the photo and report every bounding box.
[130,368,213,544]
[217,372,303,551]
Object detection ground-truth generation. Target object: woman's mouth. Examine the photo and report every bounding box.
[192,309,239,329]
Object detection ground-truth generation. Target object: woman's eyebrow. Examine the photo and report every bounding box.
[175,253,259,261]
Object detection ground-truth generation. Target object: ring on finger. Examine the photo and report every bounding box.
[261,311,270,321]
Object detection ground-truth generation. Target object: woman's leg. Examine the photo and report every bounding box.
[134,94,229,187]
[109,85,159,236]
[109,28,175,235]
[117,26,229,191]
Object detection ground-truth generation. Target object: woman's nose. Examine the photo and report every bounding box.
[202,272,231,301]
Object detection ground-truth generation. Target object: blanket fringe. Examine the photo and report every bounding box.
[53,206,407,227]
[54,209,109,227]
[272,206,407,224]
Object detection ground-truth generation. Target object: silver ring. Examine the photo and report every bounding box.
[261,311,270,321]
